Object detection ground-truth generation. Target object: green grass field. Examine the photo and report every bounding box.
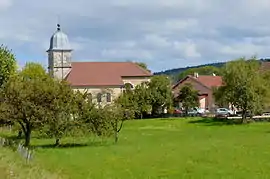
[2,117,270,178]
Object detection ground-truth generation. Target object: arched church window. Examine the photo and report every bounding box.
[97,93,102,103]
[123,83,134,93]
[87,93,92,103]
[106,93,112,102]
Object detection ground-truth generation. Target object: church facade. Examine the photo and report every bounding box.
[47,24,152,105]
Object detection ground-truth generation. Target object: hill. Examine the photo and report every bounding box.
[154,59,270,81]
[154,62,225,77]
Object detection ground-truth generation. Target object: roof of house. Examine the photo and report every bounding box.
[194,75,223,88]
[66,62,152,87]
[260,61,270,72]
[173,75,223,90]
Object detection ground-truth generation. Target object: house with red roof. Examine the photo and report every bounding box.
[172,73,223,111]
[47,24,152,104]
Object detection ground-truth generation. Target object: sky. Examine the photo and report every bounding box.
[1,0,270,72]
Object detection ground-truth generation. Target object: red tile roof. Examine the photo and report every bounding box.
[260,61,270,72]
[194,75,223,88]
[66,62,152,87]
[173,75,223,89]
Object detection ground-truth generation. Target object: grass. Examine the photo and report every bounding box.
[0,147,63,179]
[2,117,270,178]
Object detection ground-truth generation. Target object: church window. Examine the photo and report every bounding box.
[87,93,92,103]
[106,93,111,102]
[123,83,134,93]
[97,93,102,103]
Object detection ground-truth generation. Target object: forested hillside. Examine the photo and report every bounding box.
[155,58,270,82]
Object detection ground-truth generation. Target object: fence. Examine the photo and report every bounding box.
[0,137,33,163]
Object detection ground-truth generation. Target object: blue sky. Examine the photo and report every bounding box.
[1,0,270,72]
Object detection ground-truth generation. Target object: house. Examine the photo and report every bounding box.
[47,24,152,104]
[172,73,223,111]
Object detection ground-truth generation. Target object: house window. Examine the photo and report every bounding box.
[106,93,111,102]
[97,93,102,103]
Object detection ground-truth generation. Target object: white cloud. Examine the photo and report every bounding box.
[0,0,12,10]
[1,0,270,72]
[174,40,201,58]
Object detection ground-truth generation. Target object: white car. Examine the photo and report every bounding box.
[216,108,234,116]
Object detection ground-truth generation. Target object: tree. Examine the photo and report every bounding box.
[176,83,199,116]
[76,90,112,137]
[133,82,152,119]
[0,45,17,88]
[213,86,230,108]
[214,57,270,123]
[0,63,78,146]
[1,63,51,146]
[148,75,173,115]
[115,84,137,118]
[42,80,80,146]
[103,104,127,143]
[178,66,221,81]
[136,62,151,72]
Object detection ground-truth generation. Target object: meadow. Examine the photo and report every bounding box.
[2,117,270,179]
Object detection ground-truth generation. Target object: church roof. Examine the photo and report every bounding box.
[47,24,71,51]
[66,62,152,87]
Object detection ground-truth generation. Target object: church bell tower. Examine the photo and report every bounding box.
[47,24,72,80]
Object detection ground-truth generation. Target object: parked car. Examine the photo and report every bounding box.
[187,107,205,116]
[195,107,206,114]
[215,108,234,117]
[173,108,183,114]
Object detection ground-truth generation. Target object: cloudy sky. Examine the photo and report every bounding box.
[1,0,270,72]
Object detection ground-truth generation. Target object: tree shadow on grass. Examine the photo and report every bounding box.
[188,117,244,126]
[1,134,113,149]
[33,141,111,149]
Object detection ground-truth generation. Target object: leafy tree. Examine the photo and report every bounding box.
[0,45,17,88]
[178,66,221,81]
[42,80,80,146]
[0,63,78,146]
[103,104,127,143]
[213,86,230,108]
[76,91,112,137]
[1,63,51,146]
[136,62,151,72]
[148,75,173,115]
[214,57,270,123]
[115,84,137,118]
[133,82,152,119]
[176,83,199,116]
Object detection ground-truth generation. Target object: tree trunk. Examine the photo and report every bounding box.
[140,113,143,119]
[55,138,60,146]
[114,130,118,143]
[24,130,31,147]
[114,121,118,143]
[17,130,23,139]
[241,110,247,124]
[184,108,188,117]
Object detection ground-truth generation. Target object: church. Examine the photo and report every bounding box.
[47,24,152,104]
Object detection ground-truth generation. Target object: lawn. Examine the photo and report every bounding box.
[0,147,62,179]
[2,117,270,178]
